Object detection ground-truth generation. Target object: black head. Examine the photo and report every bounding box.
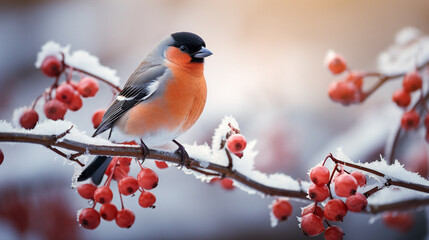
[171,32,212,63]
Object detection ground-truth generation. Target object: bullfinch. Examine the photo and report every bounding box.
[77,32,212,184]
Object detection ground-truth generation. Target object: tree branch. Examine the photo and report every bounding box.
[1,131,429,214]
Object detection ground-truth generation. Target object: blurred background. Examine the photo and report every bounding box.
[1,0,429,239]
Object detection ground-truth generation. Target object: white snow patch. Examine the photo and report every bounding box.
[35,41,120,86]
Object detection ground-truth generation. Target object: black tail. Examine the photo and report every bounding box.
[77,156,113,185]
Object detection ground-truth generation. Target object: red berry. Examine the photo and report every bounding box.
[271,199,293,221]
[100,203,117,221]
[345,72,364,89]
[401,109,420,131]
[392,89,411,108]
[105,160,128,181]
[77,183,97,200]
[44,99,67,120]
[324,199,348,222]
[382,211,414,232]
[41,56,64,77]
[326,53,347,74]
[227,134,247,154]
[155,161,168,169]
[78,208,100,230]
[308,184,329,202]
[92,109,105,129]
[0,149,3,165]
[69,80,79,90]
[138,191,156,208]
[350,171,366,187]
[66,93,83,111]
[118,157,132,166]
[55,84,75,104]
[78,77,99,97]
[301,203,324,218]
[328,81,361,105]
[137,168,159,190]
[334,173,358,197]
[19,109,39,129]
[310,165,330,186]
[118,176,139,196]
[324,226,344,240]
[346,192,367,212]
[403,70,422,92]
[220,178,234,190]
[115,208,135,228]
[94,186,113,204]
[300,213,324,237]
[209,177,221,184]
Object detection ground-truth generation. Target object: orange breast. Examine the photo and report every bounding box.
[123,56,207,137]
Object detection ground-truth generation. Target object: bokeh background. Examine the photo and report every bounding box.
[1,0,429,239]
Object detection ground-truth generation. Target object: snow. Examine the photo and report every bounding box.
[185,116,310,198]
[378,27,429,75]
[35,41,120,87]
[0,119,120,147]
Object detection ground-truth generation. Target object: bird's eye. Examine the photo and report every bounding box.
[179,45,187,52]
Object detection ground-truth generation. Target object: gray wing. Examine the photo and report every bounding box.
[92,64,168,137]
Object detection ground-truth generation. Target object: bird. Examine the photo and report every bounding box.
[77,32,212,185]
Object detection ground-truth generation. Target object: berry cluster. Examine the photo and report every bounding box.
[325,51,363,105]
[19,55,103,129]
[76,156,165,230]
[299,163,368,239]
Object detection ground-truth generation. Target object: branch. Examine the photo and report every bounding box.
[1,131,429,214]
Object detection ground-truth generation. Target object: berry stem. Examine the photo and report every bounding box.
[63,63,122,93]
[118,188,125,210]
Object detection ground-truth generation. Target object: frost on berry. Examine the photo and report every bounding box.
[324,199,348,222]
[220,178,235,190]
[78,208,100,230]
[346,193,367,212]
[77,183,97,200]
[324,225,344,240]
[19,109,39,129]
[301,203,324,218]
[66,93,83,111]
[139,191,156,208]
[382,211,415,232]
[116,208,135,228]
[94,186,113,204]
[118,176,139,196]
[44,99,67,120]
[300,213,324,237]
[41,55,64,77]
[308,184,329,202]
[100,203,118,221]
[392,89,411,108]
[137,168,159,190]
[328,80,361,105]
[403,70,422,92]
[55,84,75,104]
[324,50,347,74]
[271,198,293,221]
[78,77,99,98]
[334,173,358,197]
[309,165,330,186]
[92,109,106,129]
[350,171,366,187]
[401,109,420,130]
[226,134,247,154]
[345,72,364,89]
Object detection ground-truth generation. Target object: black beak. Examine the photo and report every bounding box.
[193,47,213,58]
